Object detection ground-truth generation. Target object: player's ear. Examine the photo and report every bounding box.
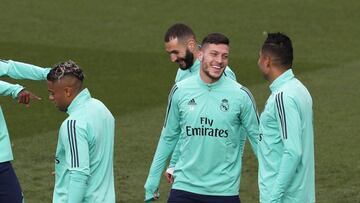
[64,87,72,97]
[198,52,203,61]
[186,39,196,52]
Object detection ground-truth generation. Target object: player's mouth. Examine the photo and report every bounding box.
[210,63,224,72]
[176,60,186,67]
[212,65,222,69]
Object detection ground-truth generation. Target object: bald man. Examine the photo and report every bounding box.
[47,61,115,203]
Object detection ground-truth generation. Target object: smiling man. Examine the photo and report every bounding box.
[144,33,259,203]
[164,23,236,83]
[162,23,252,185]
[47,61,115,203]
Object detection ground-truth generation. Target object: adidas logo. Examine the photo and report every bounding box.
[188,98,197,106]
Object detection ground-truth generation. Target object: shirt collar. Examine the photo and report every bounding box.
[67,88,91,115]
[188,59,200,73]
[196,70,226,89]
[269,69,294,92]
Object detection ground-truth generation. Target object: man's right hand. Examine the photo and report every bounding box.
[17,89,41,107]
[164,167,174,183]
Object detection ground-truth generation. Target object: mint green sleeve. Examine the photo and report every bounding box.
[67,171,88,203]
[144,85,181,201]
[240,87,259,156]
[270,93,302,202]
[168,139,181,168]
[224,66,237,81]
[0,60,50,80]
[61,120,90,202]
[62,120,90,174]
[0,80,24,99]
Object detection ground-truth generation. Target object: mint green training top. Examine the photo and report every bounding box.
[169,59,244,168]
[258,69,315,203]
[0,60,49,163]
[144,73,259,201]
[53,88,115,203]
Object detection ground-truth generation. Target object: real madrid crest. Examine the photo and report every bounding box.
[220,99,229,112]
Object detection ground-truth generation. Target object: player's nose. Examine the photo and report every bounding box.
[170,54,177,62]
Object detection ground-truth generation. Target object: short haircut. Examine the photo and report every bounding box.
[47,60,84,82]
[261,32,293,67]
[164,23,196,42]
[201,33,230,47]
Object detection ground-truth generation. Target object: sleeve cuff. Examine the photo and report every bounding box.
[12,86,24,99]
[166,167,174,175]
[144,179,159,202]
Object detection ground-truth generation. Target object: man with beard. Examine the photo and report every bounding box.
[144,33,259,203]
[163,23,250,184]
[164,23,236,83]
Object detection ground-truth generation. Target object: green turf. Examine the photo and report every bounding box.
[12,63,360,202]
[1,0,359,202]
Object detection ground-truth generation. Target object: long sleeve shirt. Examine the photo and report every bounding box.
[53,89,115,203]
[0,60,50,163]
[258,69,315,203]
[144,73,259,201]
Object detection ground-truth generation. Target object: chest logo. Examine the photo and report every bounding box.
[188,98,197,111]
[220,99,229,112]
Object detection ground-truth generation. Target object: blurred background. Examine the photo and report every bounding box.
[0,0,359,202]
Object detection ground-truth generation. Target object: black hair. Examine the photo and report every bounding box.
[262,32,293,67]
[47,60,84,81]
[164,23,196,42]
[201,33,229,47]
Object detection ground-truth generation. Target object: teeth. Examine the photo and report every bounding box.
[212,66,221,69]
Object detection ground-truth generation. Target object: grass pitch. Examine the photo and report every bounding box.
[0,0,359,202]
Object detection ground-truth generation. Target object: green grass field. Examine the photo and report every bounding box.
[1,0,360,202]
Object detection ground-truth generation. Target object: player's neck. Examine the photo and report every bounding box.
[192,49,200,61]
[200,70,220,84]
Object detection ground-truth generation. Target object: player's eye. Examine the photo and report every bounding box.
[210,52,217,57]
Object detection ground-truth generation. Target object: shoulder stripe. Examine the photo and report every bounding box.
[240,87,259,124]
[275,92,287,139]
[275,93,285,139]
[67,120,74,168]
[67,120,79,168]
[280,93,288,139]
[72,120,79,167]
[164,85,178,127]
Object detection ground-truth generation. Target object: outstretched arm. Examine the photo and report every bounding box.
[0,59,50,80]
[0,80,23,98]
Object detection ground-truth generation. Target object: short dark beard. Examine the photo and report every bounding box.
[179,49,194,70]
[204,68,223,82]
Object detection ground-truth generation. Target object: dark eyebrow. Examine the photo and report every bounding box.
[168,50,179,54]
